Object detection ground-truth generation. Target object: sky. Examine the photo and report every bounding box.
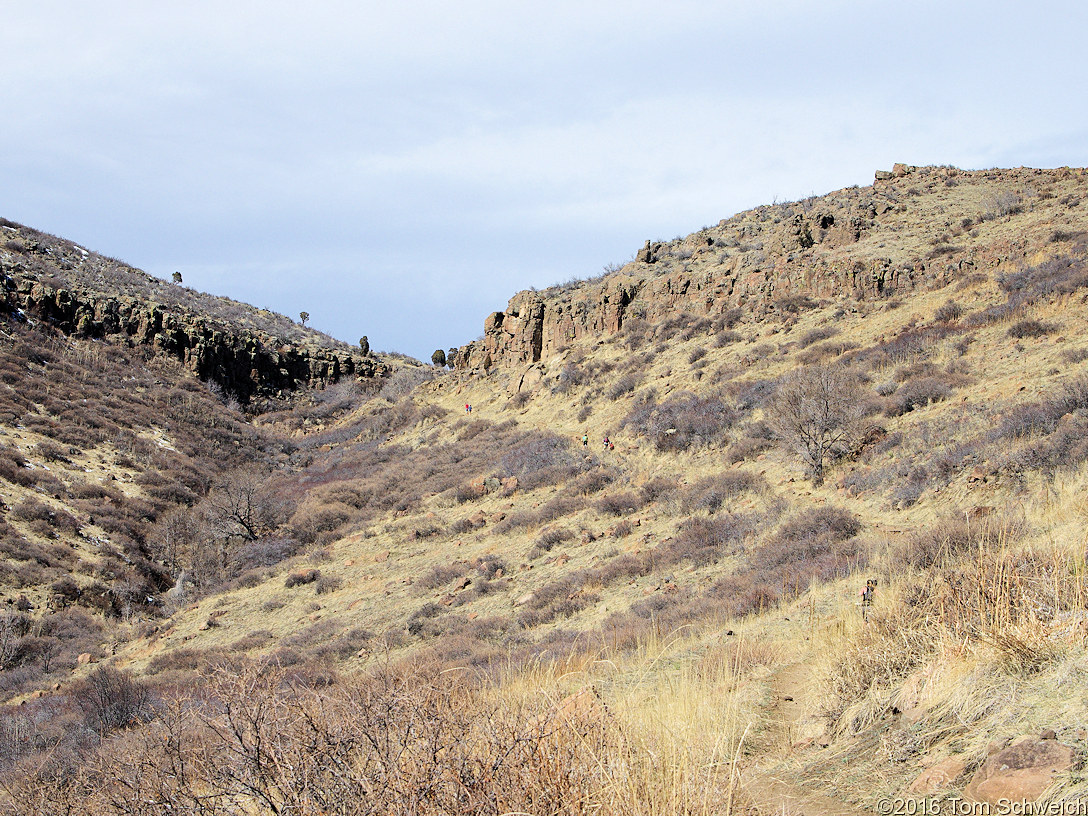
[2,1,1086,361]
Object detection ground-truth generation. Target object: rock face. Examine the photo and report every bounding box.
[963,736,1074,803]
[450,165,1084,371]
[0,270,388,403]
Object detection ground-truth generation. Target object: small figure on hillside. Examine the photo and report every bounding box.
[465,404,471,413]
[603,435,610,450]
[582,433,589,447]
[608,440,615,451]
[860,578,877,621]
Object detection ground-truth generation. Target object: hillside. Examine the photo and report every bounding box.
[453,164,1083,370]
[3,165,1088,813]
[0,219,390,404]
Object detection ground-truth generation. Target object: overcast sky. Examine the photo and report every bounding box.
[2,1,1086,360]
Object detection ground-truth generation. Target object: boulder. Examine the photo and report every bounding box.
[964,736,1073,803]
[909,756,968,794]
[636,240,659,264]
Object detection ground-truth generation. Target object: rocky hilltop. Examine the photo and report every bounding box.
[452,164,1086,370]
[0,221,388,402]
[5,165,1088,811]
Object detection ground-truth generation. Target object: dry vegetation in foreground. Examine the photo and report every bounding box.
[4,167,1088,811]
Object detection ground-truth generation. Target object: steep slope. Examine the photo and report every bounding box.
[0,219,389,404]
[4,165,1088,813]
[452,164,1087,371]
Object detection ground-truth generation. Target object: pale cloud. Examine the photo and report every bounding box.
[1,1,1086,358]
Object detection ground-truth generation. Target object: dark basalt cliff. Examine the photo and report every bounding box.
[450,165,1083,371]
[0,269,387,403]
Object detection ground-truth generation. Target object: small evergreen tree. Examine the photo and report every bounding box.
[172,271,183,284]
[431,349,447,367]
[299,311,309,326]
[359,336,370,355]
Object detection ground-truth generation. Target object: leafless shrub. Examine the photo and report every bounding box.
[1007,319,1055,339]
[314,575,342,595]
[885,377,952,416]
[534,527,574,552]
[621,391,735,452]
[981,190,1022,219]
[204,468,290,544]
[34,441,70,463]
[595,491,645,517]
[379,365,434,401]
[714,330,742,347]
[657,515,759,568]
[518,575,599,627]
[680,471,766,514]
[611,520,633,538]
[506,390,532,410]
[284,569,321,589]
[796,326,839,349]
[499,434,586,489]
[933,300,963,322]
[775,293,817,313]
[419,562,469,590]
[607,372,641,400]
[767,363,864,485]
[72,666,153,734]
[997,253,1088,306]
[552,363,588,394]
[5,661,636,816]
[569,468,616,496]
[231,630,274,652]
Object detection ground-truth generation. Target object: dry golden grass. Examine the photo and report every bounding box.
[8,167,1088,809]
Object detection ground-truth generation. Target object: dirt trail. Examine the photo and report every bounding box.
[738,659,868,816]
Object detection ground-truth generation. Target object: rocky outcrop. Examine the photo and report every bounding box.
[964,735,1073,803]
[0,271,388,403]
[451,165,1084,371]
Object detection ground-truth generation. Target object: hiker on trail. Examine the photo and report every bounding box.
[608,440,615,451]
[603,435,610,450]
[582,433,588,447]
[860,578,876,621]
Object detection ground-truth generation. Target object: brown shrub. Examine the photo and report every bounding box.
[595,490,645,517]
[2,661,634,816]
[284,569,321,589]
[885,376,952,416]
[314,574,342,595]
[419,562,469,590]
[1007,318,1055,339]
[657,515,758,568]
[680,471,765,514]
[72,666,153,734]
[621,391,735,452]
[611,520,633,538]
